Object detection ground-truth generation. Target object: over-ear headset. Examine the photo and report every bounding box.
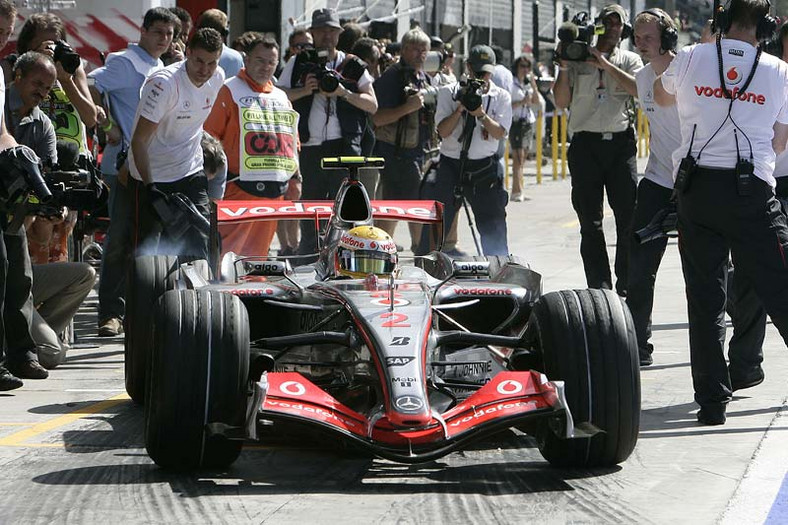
[595,6,633,41]
[713,0,777,42]
[641,8,679,52]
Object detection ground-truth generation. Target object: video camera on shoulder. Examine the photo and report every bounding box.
[453,77,485,112]
[557,11,599,62]
[0,145,51,207]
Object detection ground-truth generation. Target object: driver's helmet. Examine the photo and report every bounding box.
[335,225,398,278]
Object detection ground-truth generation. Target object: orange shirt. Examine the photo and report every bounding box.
[204,69,277,176]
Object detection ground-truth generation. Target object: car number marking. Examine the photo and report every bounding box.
[380,312,410,327]
[497,379,523,395]
[279,381,306,396]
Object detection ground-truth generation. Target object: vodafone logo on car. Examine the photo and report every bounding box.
[496,379,523,395]
[279,381,306,396]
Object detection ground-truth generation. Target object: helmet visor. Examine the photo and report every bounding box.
[338,248,397,276]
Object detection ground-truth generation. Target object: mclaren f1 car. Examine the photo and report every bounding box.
[125,157,641,470]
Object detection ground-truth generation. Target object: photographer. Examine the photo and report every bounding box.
[278,8,377,257]
[653,0,788,425]
[88,7,179,336]
[554,4,643,296]
[416,44,512,256]
[372,28,434,251]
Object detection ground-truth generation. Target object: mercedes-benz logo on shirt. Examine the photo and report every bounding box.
[183,100,191,109]
[726,66,743,85]
[395,396,424,412]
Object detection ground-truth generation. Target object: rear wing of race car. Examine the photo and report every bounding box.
[214,199,444,225]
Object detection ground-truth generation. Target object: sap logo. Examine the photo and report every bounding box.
[386,356,415,367]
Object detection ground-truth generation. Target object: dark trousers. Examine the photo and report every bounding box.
[678,168,788,409]
[376,142,422,200]
[98,174,132,322]
[297,140,349,257]
[628,178,766,368]
[130,173,210,260]
[0,225,38,365]
[627,178,672,353]
[417,154,508,256]
[567,130,637,295]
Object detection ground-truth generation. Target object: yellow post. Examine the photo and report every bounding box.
[535,110,543,184]
[504,139,510,191]
[636,108,643,158]
[560,110,568,179]
[644,115,651,156]
[551,112,558,180]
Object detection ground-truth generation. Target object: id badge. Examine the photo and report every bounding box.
[596,88,607,102]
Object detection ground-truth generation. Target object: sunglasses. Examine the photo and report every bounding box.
[292,43,313,50]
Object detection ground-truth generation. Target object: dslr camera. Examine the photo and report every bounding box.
[453,78,485,112]
[293,48,351,93]
[402,68,439,107]
[50,40,81,75]
[557,12,598,62]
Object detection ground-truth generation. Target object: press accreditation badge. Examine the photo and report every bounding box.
[596,88,607,102]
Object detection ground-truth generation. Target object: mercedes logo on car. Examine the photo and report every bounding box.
[394,395,424,412]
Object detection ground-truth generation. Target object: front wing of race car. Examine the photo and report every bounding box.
[255,370,574,463]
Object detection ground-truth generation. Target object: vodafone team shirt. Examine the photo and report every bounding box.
[635,63,680,189]
[129,60,225,183]
[661,39,788,186]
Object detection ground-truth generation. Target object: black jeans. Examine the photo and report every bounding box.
[130,173,210,260]
[417,154,508,256]
[678,168,788,409]
[568,130,637,295]
[297,139,349,257]
[0,224,38,365]
[98,174,132,322]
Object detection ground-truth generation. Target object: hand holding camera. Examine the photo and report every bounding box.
[38,40,81,78]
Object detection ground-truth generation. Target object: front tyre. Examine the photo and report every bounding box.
[145,289,249,470]
[530,289,640,467]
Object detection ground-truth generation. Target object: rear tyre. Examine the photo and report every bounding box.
[529,289,640,467]
[145,289,249,470]
[125,256,211,404]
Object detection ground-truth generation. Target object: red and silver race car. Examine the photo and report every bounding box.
[125,157,640,470]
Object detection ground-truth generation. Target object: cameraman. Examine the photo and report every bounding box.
[372,28,433,251]
[277,8,377,257]
[654,0,788,425]
[416,44,512,256]
[554,4,643,296]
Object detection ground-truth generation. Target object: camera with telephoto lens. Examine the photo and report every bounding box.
[51,40,81,75]
[293,47,343,93]
[557,11,598,62]
[453,77,485,112]
[402,68,439,107]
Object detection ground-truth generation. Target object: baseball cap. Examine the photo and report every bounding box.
[468,44,496,74]
[598,4,627,23]
[311,8,342,29]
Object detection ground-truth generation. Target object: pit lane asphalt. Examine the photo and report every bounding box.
[0,157,786,525]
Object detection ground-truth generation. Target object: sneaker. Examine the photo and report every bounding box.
[697,404,727,425]
[510,192,525,202]
[98,317,123,337]
[730,365,765,392]
[6,359,49,380]
[639,344,654,367]
[0,366,23,391]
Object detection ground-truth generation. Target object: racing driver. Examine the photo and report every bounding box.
[334,225,398,278]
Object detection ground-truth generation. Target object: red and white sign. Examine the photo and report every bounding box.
[216,200,443,224]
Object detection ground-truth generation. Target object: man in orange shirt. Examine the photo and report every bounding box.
[205,35,299,257]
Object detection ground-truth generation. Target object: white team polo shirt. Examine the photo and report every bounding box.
[130,60,225,183]
[661,39,788,186]
[636,63,681,189]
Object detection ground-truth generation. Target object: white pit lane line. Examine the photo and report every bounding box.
[720,401,788,524]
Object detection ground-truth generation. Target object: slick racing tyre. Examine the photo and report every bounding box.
[145,289,249,470]
[125,255,211,404]
[530,289,640,467]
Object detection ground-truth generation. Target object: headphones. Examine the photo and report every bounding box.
[714,0,777,41]
[642,9,679,52]
[595,7,633,40]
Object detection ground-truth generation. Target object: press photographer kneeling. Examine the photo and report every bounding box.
[416,44,512,256]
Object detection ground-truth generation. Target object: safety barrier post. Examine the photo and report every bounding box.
[637,108,644,158]
[560,110,568,179]
[551,112,558,180]
[644,115,651,156]
[535,110,543,184]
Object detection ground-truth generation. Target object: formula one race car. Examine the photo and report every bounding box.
[126,157,640,470]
